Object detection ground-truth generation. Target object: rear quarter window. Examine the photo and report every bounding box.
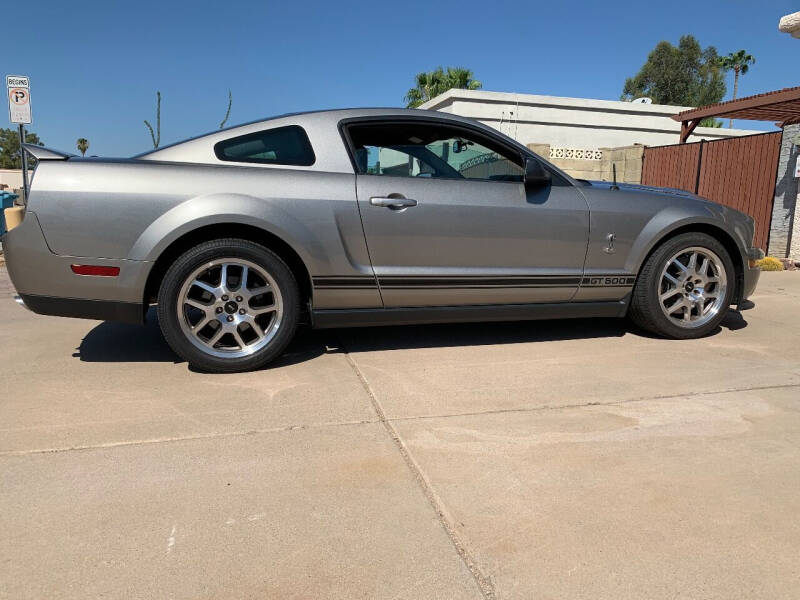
[214,125,315,166]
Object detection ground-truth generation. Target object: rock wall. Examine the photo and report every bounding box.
[768,124,799,258]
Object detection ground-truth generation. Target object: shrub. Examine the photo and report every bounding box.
[755,256,784,271]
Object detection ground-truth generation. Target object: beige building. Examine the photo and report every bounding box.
[419,89,762,148]
[419,89,764,185]
[0,169,25,191]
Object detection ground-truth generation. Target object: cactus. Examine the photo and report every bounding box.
[220,90,232,129]
[144,91,161,149]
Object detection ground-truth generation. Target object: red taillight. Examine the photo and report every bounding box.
[70,264,120,277]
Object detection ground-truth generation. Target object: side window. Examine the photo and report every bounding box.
[214,125,315,166]
[348,123,525,182]
[428,137,525,182]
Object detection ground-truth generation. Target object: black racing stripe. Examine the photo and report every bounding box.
[378,277,582,287]
[313,274,636,290]
[377,274,579,278]
[313,276,375,281]
[313,277,377,288]
[380,286,578,290]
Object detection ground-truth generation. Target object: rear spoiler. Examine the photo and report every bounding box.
[22,143,75,161]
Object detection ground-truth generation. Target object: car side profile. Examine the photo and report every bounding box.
[3,108,762,372]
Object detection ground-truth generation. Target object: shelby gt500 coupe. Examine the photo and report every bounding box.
[3,108,762,372]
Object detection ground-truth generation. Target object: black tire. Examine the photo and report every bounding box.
[157,238,300,373]
[629,232,735,339]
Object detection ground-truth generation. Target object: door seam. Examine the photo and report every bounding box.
[352,174,385,306]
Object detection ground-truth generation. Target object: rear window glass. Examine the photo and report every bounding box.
[214,125,315,166]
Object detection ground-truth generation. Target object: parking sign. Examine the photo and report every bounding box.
[7,75,32,124]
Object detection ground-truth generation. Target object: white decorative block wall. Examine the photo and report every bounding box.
[549,147,603,161]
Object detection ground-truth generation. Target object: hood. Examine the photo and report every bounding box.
[583,179,755,245]
[582,179,712,201]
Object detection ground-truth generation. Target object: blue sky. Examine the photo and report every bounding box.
[5,0,798,156]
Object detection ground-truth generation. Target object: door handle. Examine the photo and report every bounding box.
[369,196,418,209]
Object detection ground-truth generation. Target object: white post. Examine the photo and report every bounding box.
[778,14,800,262]
[18,124,29,202]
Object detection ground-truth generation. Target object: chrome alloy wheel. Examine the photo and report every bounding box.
[658,246,727,329]
[176,258,283,359]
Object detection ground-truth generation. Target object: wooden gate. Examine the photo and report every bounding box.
[641,131,781,249]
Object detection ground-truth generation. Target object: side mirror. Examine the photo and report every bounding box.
[524,158,551,188]
[452,139,471,154]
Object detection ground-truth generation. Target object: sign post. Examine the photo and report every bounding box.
[6,75,32,201]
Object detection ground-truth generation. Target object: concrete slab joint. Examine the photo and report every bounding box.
[338,337,496,600]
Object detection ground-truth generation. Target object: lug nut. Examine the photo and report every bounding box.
[221,295,229,301]
[239,308,246,315]
[216,307,223,314]
[236,296,243,302]
[227,315,234,322]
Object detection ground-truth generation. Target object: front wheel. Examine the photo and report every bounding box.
[629,232,735,339]
[157,239,300,372]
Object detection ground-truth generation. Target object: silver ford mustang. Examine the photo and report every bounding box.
[3,108,762,372]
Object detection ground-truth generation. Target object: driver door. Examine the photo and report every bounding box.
[346,120,590,307]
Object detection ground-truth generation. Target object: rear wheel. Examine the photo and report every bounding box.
[629,232,735,339]
[157,239,299,372]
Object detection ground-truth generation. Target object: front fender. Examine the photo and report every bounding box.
[625,206,747,275]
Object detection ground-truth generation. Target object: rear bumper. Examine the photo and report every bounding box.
[16,293,144,324]
[742,266,761,301]
[3,211,149,324]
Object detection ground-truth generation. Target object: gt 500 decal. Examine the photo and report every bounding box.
[581,275,636,287]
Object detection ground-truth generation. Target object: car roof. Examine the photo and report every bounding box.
[135,108,505,160]
[129,107,576,181]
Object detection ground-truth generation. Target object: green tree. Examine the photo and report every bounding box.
[76,138,89,156]
[717,50,755,127]
[144,91,161,149]
[405,67,482,108]
[622,35,726,126]
[0,128,43,169]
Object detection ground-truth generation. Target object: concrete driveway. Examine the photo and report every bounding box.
[1,266,799,599]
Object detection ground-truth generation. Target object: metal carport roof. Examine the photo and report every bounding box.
[672,86,800,142]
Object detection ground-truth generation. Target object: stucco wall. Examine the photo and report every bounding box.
[528,143,644,184]
[421,89,765,149]
[0,169,23,191]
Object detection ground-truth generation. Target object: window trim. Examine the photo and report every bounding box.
[213,124,316,167]
[338,116,569,185]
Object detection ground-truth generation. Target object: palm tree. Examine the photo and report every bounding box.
[405,67,482,108]
[445,67,482,91]
[718,50,755,127]
[405,68,446,108]
[76,138,89,156]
